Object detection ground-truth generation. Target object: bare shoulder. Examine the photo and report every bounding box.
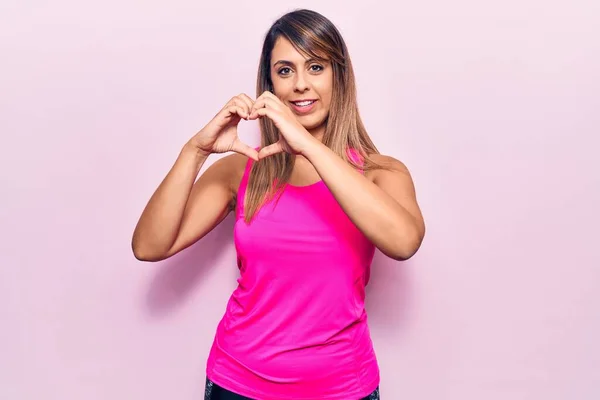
[366,153,412,182]
[369,153,410,169]
[366,154,423,235]
[207,153,250,192]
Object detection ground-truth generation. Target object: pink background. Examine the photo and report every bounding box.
[1,1,599,399]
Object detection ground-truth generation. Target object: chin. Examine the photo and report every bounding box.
[300,121,323,131]
[298,115,327,131]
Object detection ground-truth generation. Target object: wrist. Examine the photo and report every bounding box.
[300,136,326,160]
[182,141,211,161]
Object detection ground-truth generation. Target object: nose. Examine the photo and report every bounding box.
[294,71,309,93]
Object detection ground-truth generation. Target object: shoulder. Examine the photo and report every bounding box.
[207,153,251,193]
[365,153,412,182]
[369,153,409,170]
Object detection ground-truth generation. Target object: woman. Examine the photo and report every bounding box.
[132,9,425,400]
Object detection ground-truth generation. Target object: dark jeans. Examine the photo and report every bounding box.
[204,378,380,400]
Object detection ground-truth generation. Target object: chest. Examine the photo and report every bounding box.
[234,185,374,267]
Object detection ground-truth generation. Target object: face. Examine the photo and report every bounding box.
[269,37,333,138]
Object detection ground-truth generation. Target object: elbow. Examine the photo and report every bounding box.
[132,247,156,262]
[385,245,419,262]
[132,250,157,262]
[131,240,166,263]
[132,249,164,263]
[384,225,425,261]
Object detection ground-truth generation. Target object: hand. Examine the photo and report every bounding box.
[190,94,258,161]
[248,91,317,160]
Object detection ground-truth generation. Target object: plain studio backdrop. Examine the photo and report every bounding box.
[1,1,598,399]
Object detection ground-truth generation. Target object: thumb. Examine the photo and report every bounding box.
[232,139,259,161]
[258,142,285,160]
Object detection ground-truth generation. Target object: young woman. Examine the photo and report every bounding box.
[132,9,425,400]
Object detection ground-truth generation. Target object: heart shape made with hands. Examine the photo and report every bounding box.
[239,91,314,160]
[224,92,314,161]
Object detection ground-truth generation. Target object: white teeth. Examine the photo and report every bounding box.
[294,100,314,106]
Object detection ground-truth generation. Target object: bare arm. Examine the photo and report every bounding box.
[249,91,425,260]
[131,145,244,262]
[132,93,257,261]
[305,143,425,261]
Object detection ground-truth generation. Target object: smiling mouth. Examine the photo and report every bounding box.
[290,100,317,107]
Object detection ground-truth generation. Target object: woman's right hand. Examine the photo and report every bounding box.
[190,94,258,161]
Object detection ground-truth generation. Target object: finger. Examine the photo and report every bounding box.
[224,96,241,109]
[260,91,285,105]
[232,139,259,161]
[256,90,271,99]
[222,97,248,116]
[253,93,279,107]
[257,142,285,159]
[237,93,255,105]
[215,106,247,129]
[259,90,276,99]
[251,106,278,122]
[236,94,255,117]
[230,98,252,119]
[224,105,248,120]
[249,98,279,119]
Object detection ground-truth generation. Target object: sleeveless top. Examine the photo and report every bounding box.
[206,150,380,399]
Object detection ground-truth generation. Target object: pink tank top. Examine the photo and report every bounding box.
[206,151,380,399]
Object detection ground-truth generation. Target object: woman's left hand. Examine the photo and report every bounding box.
[249,91,317,159]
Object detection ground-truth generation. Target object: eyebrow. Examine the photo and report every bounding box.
[272,58,324,68]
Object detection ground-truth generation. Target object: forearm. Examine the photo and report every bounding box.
[132,143,208,260]
[303,141,422,260]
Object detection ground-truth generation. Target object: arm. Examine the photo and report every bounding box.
[131,144,242,262]
[249,91,425,260]
[304,142,425,261]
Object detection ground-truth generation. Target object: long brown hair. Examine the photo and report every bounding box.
[245,9,382,222]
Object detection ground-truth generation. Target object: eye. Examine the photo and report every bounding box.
[310,64,324,72]
[278,67,292,75]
